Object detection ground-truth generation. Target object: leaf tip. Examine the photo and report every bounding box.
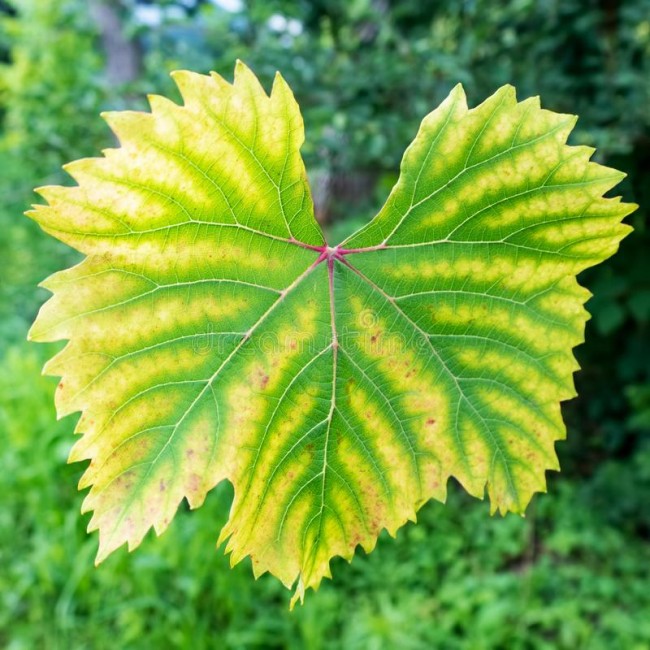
[94,545,110,567]
[169,68,194,82]
[449,82,467,101]
[32,185,51,198]
[271,69,289,92]
[289,576,305,611]
[234,58,251,78]
[620,219,635,236]
[233,59,267,96]
[482,83,517,108]
[26,320,43,343]
[67,441,85,464]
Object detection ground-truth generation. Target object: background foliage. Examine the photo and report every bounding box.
[0,0,648,648]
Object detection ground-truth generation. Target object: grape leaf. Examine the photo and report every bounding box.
[28,61,636,605]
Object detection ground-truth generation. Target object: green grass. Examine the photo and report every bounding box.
[1,342,649,650]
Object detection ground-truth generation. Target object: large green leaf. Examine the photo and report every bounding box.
[28,62,635,605]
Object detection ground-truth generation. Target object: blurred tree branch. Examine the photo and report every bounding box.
[89,0,141,86]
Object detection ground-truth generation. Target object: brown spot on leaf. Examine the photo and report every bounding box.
[188,473,201,492]
[252,366,270,390]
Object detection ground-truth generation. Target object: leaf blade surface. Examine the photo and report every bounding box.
[28,65,636,604]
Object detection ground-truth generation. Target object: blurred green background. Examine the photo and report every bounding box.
[1,1,649,648]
